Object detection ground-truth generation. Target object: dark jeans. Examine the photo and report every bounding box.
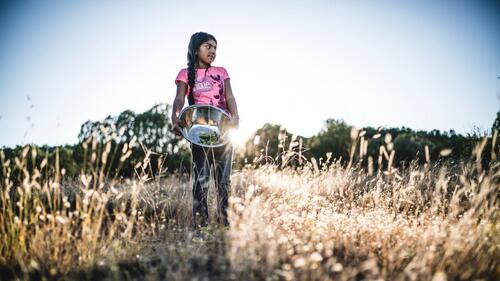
[191,143,233,227]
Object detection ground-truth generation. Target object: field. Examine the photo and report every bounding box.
[0,136,498,281]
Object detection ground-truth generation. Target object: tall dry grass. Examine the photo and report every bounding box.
[228,163,498,280]
[0,127,498,280]
[1,144,122,275]
[227,129,498,280]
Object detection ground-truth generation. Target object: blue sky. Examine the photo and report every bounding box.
[1,0,499,147]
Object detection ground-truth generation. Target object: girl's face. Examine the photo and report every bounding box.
[196,39,217,68]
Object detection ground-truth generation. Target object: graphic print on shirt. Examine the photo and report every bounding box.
[193,73,224,106]
[210,74,223,100]
[193,80,212,92]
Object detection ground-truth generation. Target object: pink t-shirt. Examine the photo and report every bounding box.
[175,66,230,112]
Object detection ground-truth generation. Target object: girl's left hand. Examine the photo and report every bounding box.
[230,116,239,129]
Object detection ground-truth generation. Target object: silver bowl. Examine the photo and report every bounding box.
[178,104,234,148]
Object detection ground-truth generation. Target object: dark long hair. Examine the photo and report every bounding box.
[186,32,217,105]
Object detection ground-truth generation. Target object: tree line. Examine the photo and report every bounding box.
[1,104,498,182]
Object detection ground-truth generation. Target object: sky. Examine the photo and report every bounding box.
[1,0,499,148]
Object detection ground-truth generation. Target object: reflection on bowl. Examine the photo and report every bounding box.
[178,104,233,148]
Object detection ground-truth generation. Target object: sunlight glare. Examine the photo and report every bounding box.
[229,128,249,148]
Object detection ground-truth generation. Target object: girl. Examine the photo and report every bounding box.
[171,32,239,227]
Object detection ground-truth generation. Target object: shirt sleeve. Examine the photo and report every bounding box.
[175,69,188,86]
[220,67,230,80]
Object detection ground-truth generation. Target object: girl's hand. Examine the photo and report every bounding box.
[230,116,240,129]
[171,114,182,136]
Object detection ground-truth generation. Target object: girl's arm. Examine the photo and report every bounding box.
[171,82,187,131]
[224,79,239,124]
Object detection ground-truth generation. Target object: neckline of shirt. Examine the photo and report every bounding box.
[196,66,219,70]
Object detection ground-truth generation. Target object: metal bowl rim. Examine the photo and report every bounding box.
[178,104,233,120]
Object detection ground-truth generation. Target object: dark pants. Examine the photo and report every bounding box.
[191,143,233,227]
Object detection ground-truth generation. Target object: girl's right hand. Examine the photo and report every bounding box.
[171,114,182,136]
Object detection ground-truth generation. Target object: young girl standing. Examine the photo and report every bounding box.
[171,32,239,227]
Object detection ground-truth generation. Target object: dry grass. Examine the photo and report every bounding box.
[228,162,498,280]
[0,130,498,280]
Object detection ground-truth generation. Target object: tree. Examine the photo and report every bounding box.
[492,110,500,132]
[76,103,191,177]
[306,119,351,164]
[241,123,299,166]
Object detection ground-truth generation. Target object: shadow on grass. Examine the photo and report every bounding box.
[0,226,233,281]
